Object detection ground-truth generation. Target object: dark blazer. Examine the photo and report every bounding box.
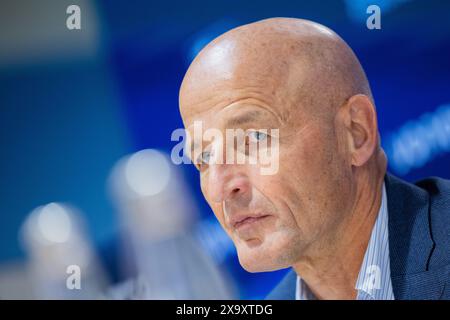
[267,173,450,300]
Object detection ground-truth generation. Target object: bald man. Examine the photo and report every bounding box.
[178,18,450,300]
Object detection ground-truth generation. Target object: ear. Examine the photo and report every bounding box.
[342,94,379,167]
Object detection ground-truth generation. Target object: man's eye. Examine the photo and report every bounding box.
[248,131,268,142]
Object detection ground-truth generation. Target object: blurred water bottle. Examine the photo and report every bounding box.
[19,202,109,299]
[107,149,234,299]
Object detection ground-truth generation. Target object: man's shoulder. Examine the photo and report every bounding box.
[386,174,450,299]
[387,173,450,219]
[415,176,450,201]
[409,175,450,225]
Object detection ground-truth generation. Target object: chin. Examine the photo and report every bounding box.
[236,244,290,273]
[238,257,270,273]
[234,231,301,273]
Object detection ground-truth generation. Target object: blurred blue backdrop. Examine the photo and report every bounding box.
[0,0,449,298]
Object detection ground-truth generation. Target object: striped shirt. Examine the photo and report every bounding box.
[295,183,395,300]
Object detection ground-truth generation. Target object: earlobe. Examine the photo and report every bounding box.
[347,94,378,167]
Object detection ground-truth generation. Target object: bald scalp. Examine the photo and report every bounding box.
[179,18,373,124]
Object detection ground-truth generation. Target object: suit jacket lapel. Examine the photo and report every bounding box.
[385,174,445,299]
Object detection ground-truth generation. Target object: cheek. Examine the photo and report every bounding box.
[249,171,302,233]
[272,129,350,227]
[277,137,328,197]
[283,125,346,188]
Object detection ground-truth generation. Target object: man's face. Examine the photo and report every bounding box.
[181,80,355,273]
[177,18,382,273]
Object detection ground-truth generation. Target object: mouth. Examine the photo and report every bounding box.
[232,214,272,230]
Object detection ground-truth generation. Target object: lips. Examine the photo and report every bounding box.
[230,214,271,230]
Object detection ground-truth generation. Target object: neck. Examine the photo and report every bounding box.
[292,151,387,299]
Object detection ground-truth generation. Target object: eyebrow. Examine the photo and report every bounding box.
[224,110,265,127]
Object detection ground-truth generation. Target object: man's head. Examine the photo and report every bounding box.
[179,18,386,272]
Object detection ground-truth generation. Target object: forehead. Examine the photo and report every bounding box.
[179,36,322,131]
[179,64,310,130]
[179,42,304,117]
[181,64,282,113]
[185,98,283,133]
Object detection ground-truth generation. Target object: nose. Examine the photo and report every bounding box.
[207,164,251,204]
